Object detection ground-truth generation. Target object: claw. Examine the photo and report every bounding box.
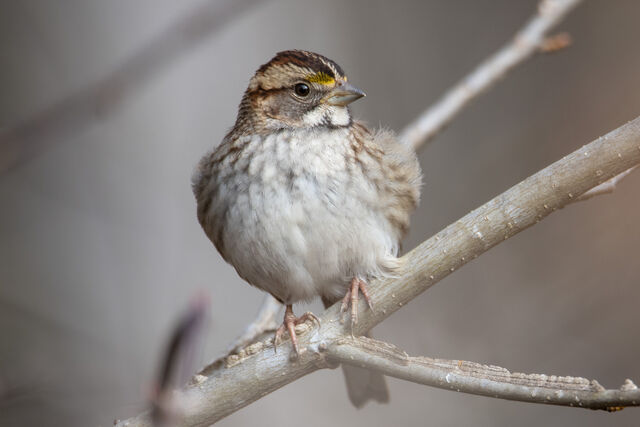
[273,305,320,357]
[302,311,321,328]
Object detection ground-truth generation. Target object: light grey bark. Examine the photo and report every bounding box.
[328,336,640,412]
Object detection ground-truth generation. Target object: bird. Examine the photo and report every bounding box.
[192,50,421,407]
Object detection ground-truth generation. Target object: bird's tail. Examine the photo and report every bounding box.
[340,336,390,407]
[322,298,389,407]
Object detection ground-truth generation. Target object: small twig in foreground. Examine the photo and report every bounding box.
[151,296,209,427]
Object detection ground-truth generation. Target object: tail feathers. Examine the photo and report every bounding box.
[342,364,389,408]
[322,295,390,407]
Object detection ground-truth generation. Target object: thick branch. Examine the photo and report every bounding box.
[328,336,640,411]
[116,116,640,427]
[400,0,581,150]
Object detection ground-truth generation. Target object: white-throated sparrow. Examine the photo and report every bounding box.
[192,50,421,407]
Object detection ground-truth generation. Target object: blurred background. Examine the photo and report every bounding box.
[1,0,639,426]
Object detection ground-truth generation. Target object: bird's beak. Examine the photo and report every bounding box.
[324,82,366,106]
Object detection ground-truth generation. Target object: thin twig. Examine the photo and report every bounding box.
[328,336,640,412]
[116,116,640,427]
[399,0,582,151]
[0,0,263,173]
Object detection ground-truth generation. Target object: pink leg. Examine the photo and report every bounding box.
[274,304,320,356]
[340,277,374,325]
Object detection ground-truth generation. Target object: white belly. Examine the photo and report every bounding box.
[212,129,398,304]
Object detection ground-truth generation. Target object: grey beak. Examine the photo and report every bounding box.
[324,82,366,106]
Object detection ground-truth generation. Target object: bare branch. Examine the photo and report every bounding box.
[399,0,582,150]
[0,0,263,174]
[328,336,640,411]
[116,116,640,427]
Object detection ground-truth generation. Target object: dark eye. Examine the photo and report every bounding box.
[294,83,310,97]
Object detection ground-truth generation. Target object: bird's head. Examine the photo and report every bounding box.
[235,50,365,133]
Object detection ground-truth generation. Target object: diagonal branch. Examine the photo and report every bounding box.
[400,0,582,151]
[328,336,640,412]
[116,116,640,427]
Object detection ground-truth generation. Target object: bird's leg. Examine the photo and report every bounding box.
[274,304,319,356]
[340,277,374,325]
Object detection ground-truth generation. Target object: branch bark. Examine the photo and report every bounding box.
[328,336,640,412]
[116,116,640,427]
[399,0,582,151]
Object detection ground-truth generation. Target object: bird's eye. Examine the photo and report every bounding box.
[294,83,310,97]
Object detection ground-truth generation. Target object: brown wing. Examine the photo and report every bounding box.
[349,122,422,241]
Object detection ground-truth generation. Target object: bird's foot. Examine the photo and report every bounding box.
[340,277,374,326]
[274,304,320,356]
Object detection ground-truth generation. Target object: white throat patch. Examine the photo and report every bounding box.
[302,105,350,127]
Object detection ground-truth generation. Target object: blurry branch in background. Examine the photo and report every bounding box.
[328,336,639,412]
[148,295,209,427]
[399,0,581,151]
[117,116,640,427]
[0,0,264,173]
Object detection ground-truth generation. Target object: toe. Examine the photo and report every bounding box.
[340,291,350,314]
[300,312,321,327]
[358,278,374,310]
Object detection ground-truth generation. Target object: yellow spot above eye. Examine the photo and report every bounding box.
[306,72,335,85]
